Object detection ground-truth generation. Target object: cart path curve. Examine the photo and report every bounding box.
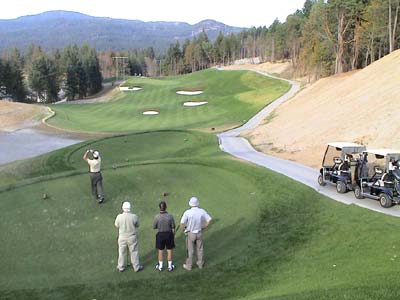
[217,69,400,218]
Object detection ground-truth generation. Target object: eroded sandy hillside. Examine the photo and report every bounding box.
[224,60,292,75]
[0,101,48,132]
[244,49,400,169]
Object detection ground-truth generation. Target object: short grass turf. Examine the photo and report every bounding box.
[47,69,290,132]
[2,131,400,300]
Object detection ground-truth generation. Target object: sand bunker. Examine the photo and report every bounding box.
[120,86,142,91]
[176,91,203,95]
[183,101,208,107]
[142,110,159,115]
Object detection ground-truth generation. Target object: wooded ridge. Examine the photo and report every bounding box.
[0,11,244,52]
[1,0,399,103]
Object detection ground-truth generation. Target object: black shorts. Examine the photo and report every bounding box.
[155,232,175,250]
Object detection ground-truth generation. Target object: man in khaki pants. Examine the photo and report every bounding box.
[114,201,143,272]
[180,196,212,271]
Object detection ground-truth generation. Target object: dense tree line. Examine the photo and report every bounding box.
[1,0,399,102]
[245,0,400,78]
[160,0,400,79]
[1,44,102,103]
[159,32,240,75]
[0,50,26,101]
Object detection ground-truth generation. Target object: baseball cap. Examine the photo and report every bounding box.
[189,196,199,207]
[122,201,131,211]
[93,151,100,158]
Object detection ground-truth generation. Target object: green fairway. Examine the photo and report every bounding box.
[47,69,290,132]
[2,70,400,300]
[1,131,400,300]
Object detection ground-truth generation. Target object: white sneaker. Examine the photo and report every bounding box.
[155,263,163,271]
[168,264,175,272]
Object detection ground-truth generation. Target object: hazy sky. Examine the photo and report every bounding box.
[0,0,306,28]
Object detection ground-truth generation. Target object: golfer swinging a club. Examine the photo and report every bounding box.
[83,149,104,203]
[180,196,212,271]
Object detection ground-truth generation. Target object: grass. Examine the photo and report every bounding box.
[2,69,400,300]
[47,69,290,133]
[1,131,400,300]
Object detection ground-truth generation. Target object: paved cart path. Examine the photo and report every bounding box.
[0,128,81,165]
[218,70,400,218]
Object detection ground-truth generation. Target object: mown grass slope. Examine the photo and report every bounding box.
[48,69,290,132]
[2,69,399,300]
[1,131,400,300]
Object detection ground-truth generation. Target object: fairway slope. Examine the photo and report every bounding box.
[47,69,290,133]
[245,49,400,169]
[2,131,400,300]
[3,65,400,300]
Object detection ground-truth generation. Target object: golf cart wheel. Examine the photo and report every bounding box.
[336,181,347,194]
[379,193,393,208]
[318,174,326,186]
[354,186,364,199]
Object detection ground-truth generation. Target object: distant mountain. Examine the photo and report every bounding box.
[0,11,245,52]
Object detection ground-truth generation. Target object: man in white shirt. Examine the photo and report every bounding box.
[83,149,104,203]
[180,196,212,271]
[114,201,143,272]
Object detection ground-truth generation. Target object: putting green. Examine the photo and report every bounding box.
[47,69,290,132]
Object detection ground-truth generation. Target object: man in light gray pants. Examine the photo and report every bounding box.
[114,201,143,272]
[180,196,212,271]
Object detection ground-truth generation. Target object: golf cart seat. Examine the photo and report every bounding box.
[335,158,351,176]
[332,157,343,174]
[371,167,384,186]
[377,172,395,187]
[338,160,350,173]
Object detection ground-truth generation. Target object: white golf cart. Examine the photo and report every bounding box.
[318,142,366,193]
[353,149,400,208]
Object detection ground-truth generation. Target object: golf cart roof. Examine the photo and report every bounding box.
[364,149,400,156]
[327,142,365,149]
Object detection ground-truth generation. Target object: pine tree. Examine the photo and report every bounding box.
[86,48,103,95]
[63,45,80,100]
[76,61,87,99]
[0,59,5,97]
[28,54,59,103]
[2,57,26,102]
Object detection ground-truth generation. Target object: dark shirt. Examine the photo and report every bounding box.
[153,212,175,233]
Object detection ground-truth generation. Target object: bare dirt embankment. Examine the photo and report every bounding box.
[64,81,122,104]
[0,83,120,165]
[0,81,121,134]
[223,60,292,76]
[244,49,400,169]
[0,102,48,132]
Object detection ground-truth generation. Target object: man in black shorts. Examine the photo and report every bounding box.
[153,201,176,271]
